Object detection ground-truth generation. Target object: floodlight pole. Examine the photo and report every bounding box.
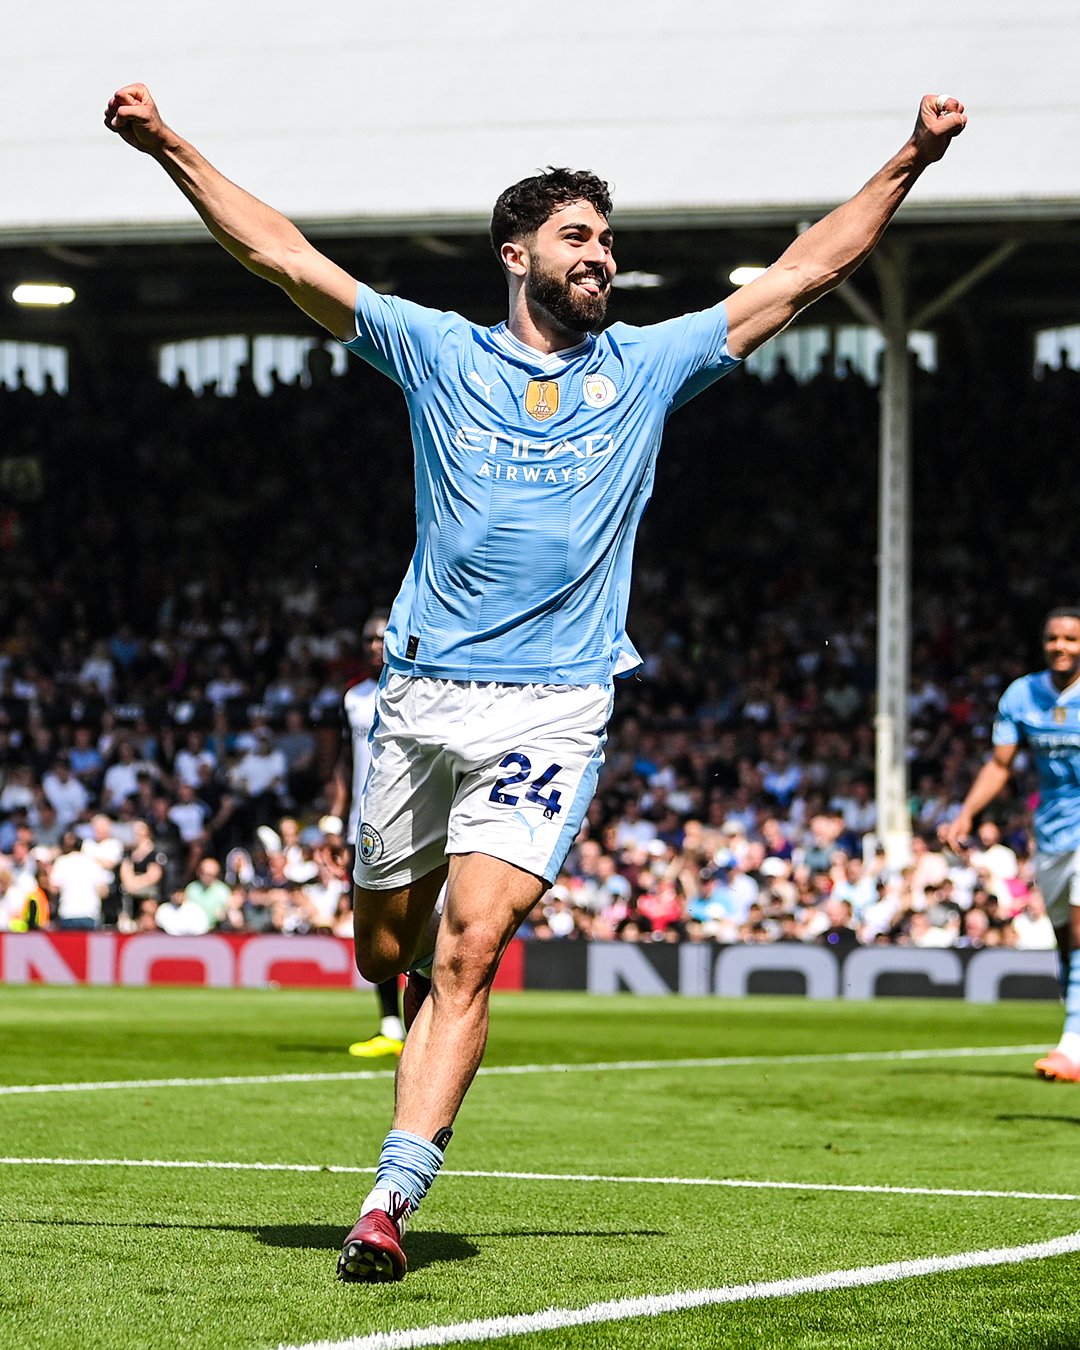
[836,236,1021,873]
[873,244,913,872]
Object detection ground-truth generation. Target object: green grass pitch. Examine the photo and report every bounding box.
[2,987,1079,1348]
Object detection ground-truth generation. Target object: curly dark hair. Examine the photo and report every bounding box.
[489,167,613,258]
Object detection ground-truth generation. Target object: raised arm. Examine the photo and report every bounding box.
[723,94,967,360]
[104,84,358,340]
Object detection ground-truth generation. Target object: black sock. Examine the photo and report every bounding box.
[377,976,401,1020]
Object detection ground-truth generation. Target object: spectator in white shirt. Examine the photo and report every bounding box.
[41,757,90,831]
[48,830,110,929]
[230,729,289,835]
[155,887,212,935]
[1012,892,1057,950]
[173,729,218,789]
[101,740,146,811]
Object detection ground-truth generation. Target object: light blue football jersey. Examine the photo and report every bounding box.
[993,670,1080,853]
[342,283,740,684]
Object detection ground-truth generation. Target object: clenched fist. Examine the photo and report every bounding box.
[104,84,170,155]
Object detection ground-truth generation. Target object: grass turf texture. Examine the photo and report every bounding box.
[1,988,1078,1349]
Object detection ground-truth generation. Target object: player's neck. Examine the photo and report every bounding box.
[507,298,590,356]
[1050,667,1080,693]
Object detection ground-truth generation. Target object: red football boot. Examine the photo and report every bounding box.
[337,1192,410,1282]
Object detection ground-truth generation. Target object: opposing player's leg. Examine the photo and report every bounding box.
[403,969,432,1031]
[1035,854,1080,1081]
[347,976,406,1058]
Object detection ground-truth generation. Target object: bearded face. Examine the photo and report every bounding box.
[525,253,610,334]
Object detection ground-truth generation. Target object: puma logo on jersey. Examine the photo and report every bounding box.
[468,371,498,403]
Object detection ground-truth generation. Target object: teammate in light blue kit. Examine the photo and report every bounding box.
[943,607,1080,1083]
[106,83,967,1282]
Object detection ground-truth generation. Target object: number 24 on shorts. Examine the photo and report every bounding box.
[489,753,564,817]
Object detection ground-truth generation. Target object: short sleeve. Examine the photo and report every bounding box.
[992,685,1021,746]
[340,283,457,392]
[617,302,742,411]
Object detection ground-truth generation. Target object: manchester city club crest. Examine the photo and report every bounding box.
[582,373,617,407]
[1055,706,1067,724]
[524,378,559,421]
[358,822,384,864]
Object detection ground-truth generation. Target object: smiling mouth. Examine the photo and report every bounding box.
[572,272,607,295]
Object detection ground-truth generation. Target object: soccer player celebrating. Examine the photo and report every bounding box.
[942,607,1080,1083]
[105,85,966,1281]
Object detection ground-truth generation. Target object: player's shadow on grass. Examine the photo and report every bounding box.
[259,1225,479,1271]
[20,1218,476,1271]
[997,1112,1080,1128]
[260,1224,664,1272]
[910,1067,1054,1084]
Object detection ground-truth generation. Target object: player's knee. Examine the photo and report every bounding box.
[354,948,402,985]
[433,929,502,1001]
[352,929,407,984]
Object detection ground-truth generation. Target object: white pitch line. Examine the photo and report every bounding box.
[441,1170,1080,1203]
[279,1231,1080,1350]
[2,1156,1077,1203]
[0,1043,1048,1097]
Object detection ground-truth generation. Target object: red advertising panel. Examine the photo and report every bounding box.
[0,932,525,990]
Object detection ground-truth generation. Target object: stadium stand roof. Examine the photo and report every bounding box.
[2,0,1078,346]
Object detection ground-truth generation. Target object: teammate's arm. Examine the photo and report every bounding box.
[104,84,358,340]
[723,94,967,360]
[939,743,1017,852]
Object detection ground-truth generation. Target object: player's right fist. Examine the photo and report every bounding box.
[104,84,166,154]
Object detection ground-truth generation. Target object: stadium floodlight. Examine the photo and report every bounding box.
[728,266,768,286]
[611,270,664,290]
[12,283,76,307]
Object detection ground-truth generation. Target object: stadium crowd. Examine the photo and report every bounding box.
[1,336,1078,950]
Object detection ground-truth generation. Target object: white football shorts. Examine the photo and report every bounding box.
[1035,848,1080,927]
[353,673,613,890]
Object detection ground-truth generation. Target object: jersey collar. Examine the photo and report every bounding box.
[1043,670,1080,704]
[489,323,594,374]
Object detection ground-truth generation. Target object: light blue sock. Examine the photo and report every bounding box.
[374,1129,446,1215]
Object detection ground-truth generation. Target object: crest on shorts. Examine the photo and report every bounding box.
[358,822,384,864]
[582,373,616,408]
[524,379,559,421]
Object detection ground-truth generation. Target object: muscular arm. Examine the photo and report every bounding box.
[724,94,967,359]
[939,743,1017,851]
[104,84,358,339]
